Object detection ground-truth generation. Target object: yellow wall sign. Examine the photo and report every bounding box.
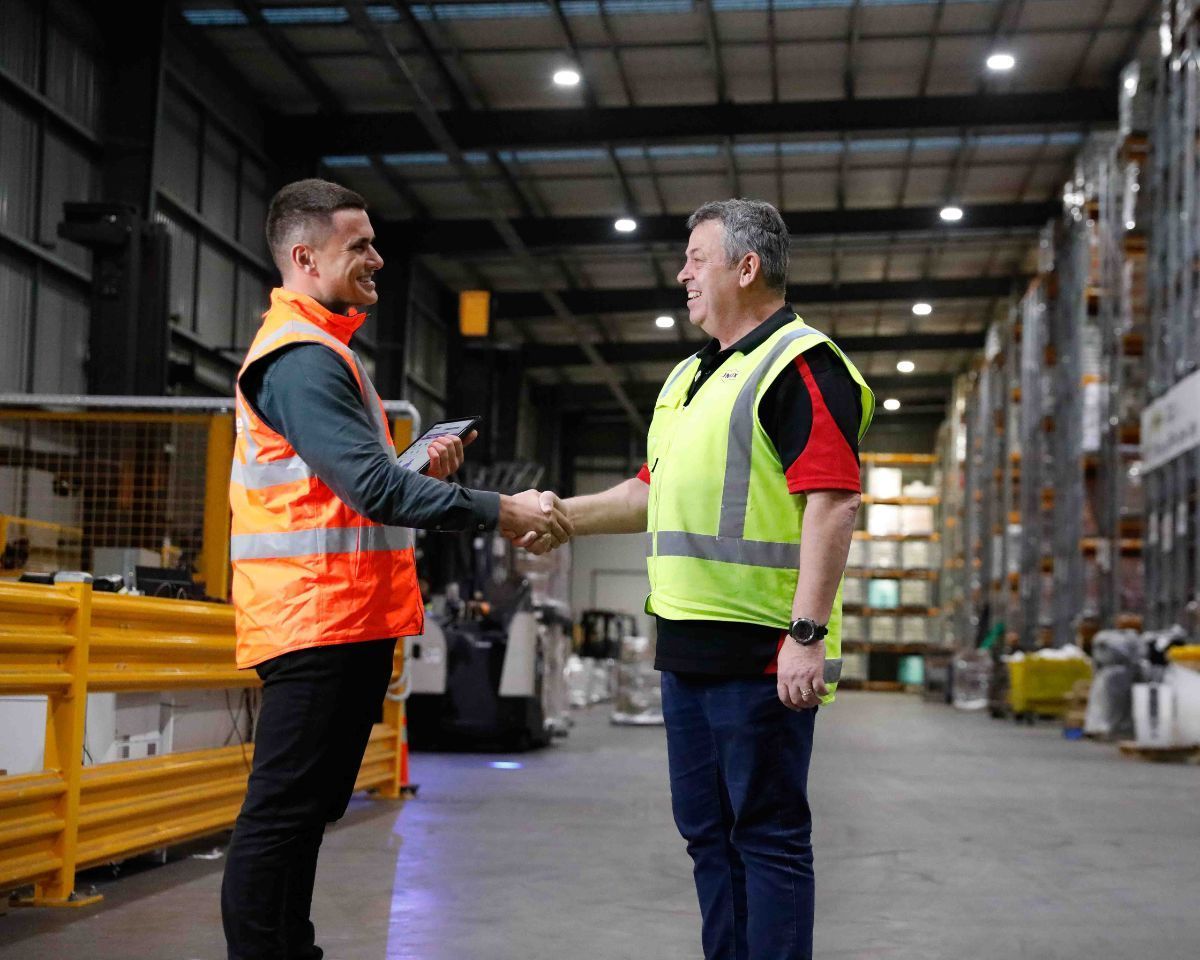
[459,290,491,337]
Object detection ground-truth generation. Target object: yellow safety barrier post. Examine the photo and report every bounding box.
[378,649,410,801]
[31,579,98,906]
[0,580,99,907]
[384,412,417,799]
[198,413,235,601]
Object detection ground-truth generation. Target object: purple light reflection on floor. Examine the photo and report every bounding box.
[386,807,436,959]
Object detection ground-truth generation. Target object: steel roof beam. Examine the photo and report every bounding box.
[535,373,952,408]
[287,89,1117,155]
[521,332,985,368]
[493,277,1022,321]
[405,202,1055,254]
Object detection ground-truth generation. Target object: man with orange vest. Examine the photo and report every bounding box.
[221,178,570,960]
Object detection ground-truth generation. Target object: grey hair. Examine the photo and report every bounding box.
[686,199,789,294]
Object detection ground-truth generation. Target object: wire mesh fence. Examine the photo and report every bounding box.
[0,401,232,595]
[0,396,418,599]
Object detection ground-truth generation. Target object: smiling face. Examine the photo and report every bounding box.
[676,219,748,337]
[288,207,384,314]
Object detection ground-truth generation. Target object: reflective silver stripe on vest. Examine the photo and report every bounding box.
[231,525,414,561]
[658,353,700,401]
[250,319,393,447]
[655,530,799,569]
[823,658,842,683]
[352,353,393,448]
[235,319,394,484]
[718,326,820,539]
[230,454,314,490]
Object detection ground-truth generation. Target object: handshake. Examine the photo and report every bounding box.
[497,489,573,555]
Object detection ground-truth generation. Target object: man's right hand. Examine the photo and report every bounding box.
[498,489,573,549]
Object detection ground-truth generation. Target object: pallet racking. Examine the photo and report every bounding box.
[842,453,941,690]
[1144,8,1200,630]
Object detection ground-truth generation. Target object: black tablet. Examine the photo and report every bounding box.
[396,416,482,473]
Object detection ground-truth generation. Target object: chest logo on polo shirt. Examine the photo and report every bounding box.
[720,371,741,381]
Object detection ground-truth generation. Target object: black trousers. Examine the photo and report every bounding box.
[221,637,397,960]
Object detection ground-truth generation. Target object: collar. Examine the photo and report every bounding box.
[697,304,798,366]
[270,287,366,345]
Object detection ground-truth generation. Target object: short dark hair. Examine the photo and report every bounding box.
[265,178,367,271]
[686,199,789,295]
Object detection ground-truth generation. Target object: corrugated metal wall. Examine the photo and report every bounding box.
[0,0,98,394]
[0,0,282,397]
[152,75,275,367]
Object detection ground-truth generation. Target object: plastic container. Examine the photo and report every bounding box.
[1164,664,1200,745]
[898,655,924,686]
[953,652,992,710]
[1132,683,1176,747]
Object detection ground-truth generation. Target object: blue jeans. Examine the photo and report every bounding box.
[661,671,817,960]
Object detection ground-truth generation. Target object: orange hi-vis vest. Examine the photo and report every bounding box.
[229,288,422,669]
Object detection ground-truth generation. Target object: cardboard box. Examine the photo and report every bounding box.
[899,505,934,535]
[841,652,868,681]
[868,540,900,568]
[900,540,937,568]
[871,617,898,642]
[900,580,932,607]
[847,539,866,567]
[900,616,929,643]
[866,466,902,499]
[867,504,901,536]
[840,615,864,640]
[842,577,864,605]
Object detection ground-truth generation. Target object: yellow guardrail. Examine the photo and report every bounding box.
[0,580,408,907]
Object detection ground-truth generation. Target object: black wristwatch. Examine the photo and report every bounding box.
[788,617,828,646]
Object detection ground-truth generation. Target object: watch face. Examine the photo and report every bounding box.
[791,618,815,642]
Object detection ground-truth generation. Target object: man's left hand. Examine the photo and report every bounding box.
[426,430,477,480]
[777,638,827,711]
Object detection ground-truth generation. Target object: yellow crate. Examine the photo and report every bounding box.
[1007,657,1093,715]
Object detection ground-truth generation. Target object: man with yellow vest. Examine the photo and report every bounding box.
[221,179,570,960]
[536,200,874,959]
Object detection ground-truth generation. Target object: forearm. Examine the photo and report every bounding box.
[563,478,649,536]
[793,490,861,622]
[253,345,499,532]
[348,452,499,531]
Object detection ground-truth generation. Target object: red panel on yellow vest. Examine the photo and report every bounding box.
[459,290,491,337]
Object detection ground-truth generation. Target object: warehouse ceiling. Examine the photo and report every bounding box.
[177,0,1158,425]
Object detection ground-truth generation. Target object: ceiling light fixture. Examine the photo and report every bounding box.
[655,315,675,329]
[883,398,902,411]
[553,68,581,87]
[614,217,637,233]
[912,302,933,316]
[939,206,964,222]
[896,360,916,373]
[986,52,1016,72]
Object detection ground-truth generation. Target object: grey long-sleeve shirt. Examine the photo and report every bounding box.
[240,343,500,533]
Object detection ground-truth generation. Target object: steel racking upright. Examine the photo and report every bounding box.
[1144,4,1200,631]
[1012,231,1060,648]
[1095,64,1151,633]
[991,306,1023,644]
[963,344,1009,651]
[936,375,971,646]
[963,360,988,645]
[1016,241,1055,651]
[1048,173,1095,650]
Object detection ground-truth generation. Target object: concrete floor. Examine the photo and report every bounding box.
[1,692,1198,960]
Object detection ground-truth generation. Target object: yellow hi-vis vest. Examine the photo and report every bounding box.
[645,316,875,704]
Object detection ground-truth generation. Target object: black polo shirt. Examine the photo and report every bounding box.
[638,305,864,676]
